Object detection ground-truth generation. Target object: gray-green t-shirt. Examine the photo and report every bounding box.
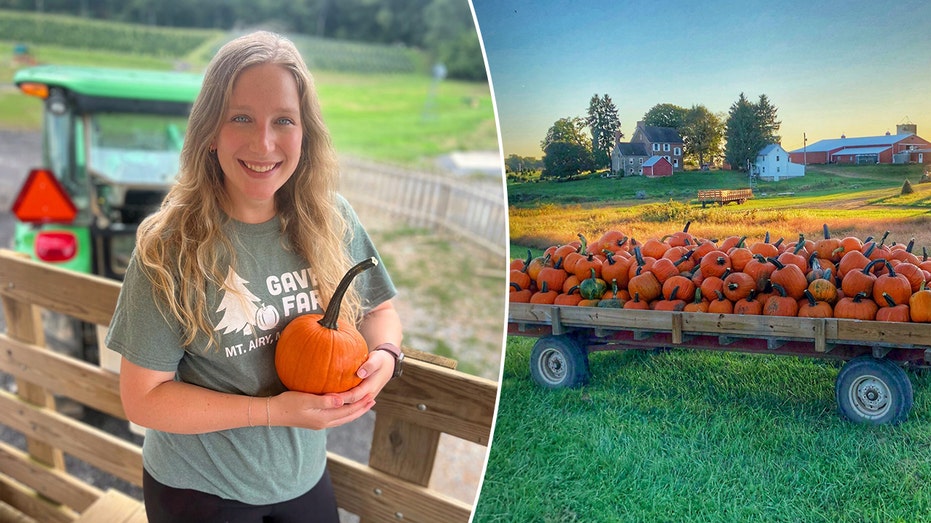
[106,199,396,504]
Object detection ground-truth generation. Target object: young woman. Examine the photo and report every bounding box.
[106,31,403,522]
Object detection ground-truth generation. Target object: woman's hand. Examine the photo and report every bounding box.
[271,390,375,430]
[343,349,397,402]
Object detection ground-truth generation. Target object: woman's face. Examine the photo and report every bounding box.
[216,63,303,223]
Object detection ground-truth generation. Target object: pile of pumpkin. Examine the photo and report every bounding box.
[509,223,931,322]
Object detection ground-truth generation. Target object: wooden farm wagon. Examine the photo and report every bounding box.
[508,302,931,425]
[697,189,754,207]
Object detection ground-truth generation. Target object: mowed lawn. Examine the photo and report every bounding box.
[475,337,931,522]
[474,165,931,522]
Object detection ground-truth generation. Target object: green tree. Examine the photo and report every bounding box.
[724,93,782,171]
[586,93,621,170]
[725,93,761,171]
[423,0,486,81]
[642,103,689,129]
[541,117,589,150]
[542,142,592,180]
[505,154,541,174]
[541,117,593,179]
[755,93,782,144]
[680,104,724,167]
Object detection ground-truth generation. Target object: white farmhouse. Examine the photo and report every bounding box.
[753,143,805,181]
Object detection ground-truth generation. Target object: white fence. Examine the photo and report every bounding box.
[339,156,507,259]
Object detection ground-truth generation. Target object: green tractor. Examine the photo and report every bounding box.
[10,65,202,360]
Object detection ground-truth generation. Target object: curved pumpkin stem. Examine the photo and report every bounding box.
[803,289,818,307]
[881,292,898,307]
[319,257,378,330]
[862,258,886,275]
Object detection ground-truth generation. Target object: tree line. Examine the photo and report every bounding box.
[507,92,782,179]
[0,0,485,80]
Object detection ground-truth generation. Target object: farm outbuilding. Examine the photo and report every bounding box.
[642,155,673,177]
[789,124,931,165]
[753,143,805,181]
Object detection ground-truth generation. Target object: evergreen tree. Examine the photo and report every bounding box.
[755,93,782,144]
[586,93,621,170]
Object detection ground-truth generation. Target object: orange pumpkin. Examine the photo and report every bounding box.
[623,292,650,310]
[554,286,583,306]
[276,257,376,394]
[663,274,696,302]
[508,283,532,303]
[707,290,734,314]
[876,293,910,322]
[628,266,662,303]
[763,283,799,317]
[728,245,754,272]
[600,251,632,288]
[872,261,912,307]
[509,268,532,292]
[814,223,843,262]
[768,257,808,300]
[733,291,763,315]
[510,249,533,272]
[529,281,559,304]
[798,289,833,318]
[683,289,709,313]
[722,271,755,302]
[909,282,931,322]
[699,250,732,279]
[834,292,878,321]
[807,269,838,304]
[841,258,884,298]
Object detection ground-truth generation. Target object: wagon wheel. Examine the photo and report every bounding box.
[529,335,590,389]
[835,356,913,425]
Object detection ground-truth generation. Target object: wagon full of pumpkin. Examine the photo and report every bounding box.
[508,223,931,425]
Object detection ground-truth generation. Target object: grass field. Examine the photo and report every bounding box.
[507,164,931,253]
[475,165,931,522]
[0,39,497,165]
[475,337,931,522]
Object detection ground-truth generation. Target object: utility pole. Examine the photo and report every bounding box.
[803,132,808,166]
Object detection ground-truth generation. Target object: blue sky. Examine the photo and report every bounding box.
[471,0,931,158]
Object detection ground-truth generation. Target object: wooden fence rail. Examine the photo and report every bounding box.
[0,249,498,522]
[340,156,507,259]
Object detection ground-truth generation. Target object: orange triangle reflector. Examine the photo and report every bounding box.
[11,169,78,223]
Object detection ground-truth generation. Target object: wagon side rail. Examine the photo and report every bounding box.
[508,303,931,360]
[0,249,496,523]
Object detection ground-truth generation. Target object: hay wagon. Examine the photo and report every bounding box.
[697,188,753,207]
[508,302,931,425]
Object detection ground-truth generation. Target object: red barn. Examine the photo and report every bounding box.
[642,155,673,177]
[789,124,931,165]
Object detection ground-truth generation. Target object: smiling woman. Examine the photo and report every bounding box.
[214,63,303,223]
[104,31,403,522]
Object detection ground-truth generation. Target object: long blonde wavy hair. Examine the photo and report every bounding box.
[135,31,359,351]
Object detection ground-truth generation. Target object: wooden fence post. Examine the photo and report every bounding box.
[0,293,65,473]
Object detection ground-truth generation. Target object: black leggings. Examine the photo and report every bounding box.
[142,468,340,523]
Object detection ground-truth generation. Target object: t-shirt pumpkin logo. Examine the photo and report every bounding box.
[215,267,281,335]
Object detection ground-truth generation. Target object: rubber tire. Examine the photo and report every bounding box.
[835,356,913,425]
[529,335,589,389]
